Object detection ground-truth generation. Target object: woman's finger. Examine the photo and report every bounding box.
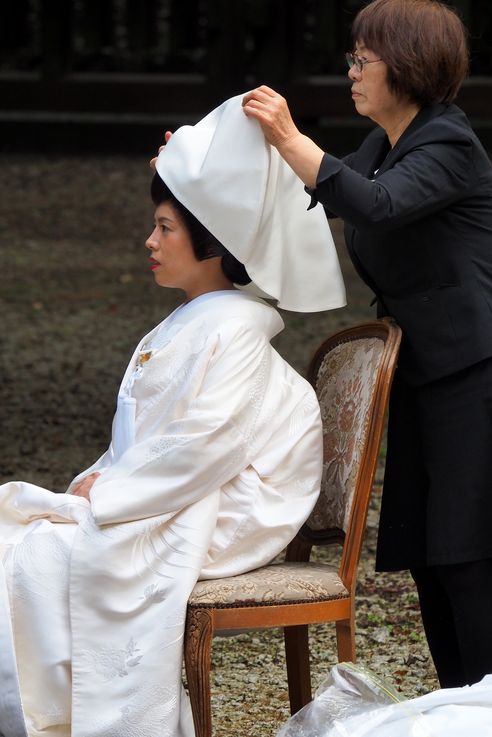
[149,133,173,169]
[242,85,278,107]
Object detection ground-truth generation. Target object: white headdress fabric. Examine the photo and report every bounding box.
[155,94,346,313]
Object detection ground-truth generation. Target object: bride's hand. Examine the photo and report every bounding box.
[71,472,101,500]
[149,130,173,169]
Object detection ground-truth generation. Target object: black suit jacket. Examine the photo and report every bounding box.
[312,104,492,385]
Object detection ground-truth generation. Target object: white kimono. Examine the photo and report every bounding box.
[0,291,322,737]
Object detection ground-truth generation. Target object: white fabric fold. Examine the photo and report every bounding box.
[0,566,29,737]
[156,94,346,313]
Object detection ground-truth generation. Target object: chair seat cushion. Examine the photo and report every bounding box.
[189,562,349,608]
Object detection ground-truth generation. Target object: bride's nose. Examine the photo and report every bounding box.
[145,229,158,250]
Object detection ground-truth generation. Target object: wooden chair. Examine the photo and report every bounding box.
[184,318,402,737]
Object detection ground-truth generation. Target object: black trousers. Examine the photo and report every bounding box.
[376,360,492,686]
[411,560,492,688]
[377,357,492,570]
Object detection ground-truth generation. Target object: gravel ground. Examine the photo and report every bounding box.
[0,154,439,735]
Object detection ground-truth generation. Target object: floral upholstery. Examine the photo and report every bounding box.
[188,335,385,611]
[189,562,348,608]
[306,337,384,533]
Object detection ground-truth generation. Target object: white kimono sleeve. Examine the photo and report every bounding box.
[89,324,273,526]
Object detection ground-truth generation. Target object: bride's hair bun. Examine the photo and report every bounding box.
[221,253,251,286]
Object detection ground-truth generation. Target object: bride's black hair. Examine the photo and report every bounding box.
[151,173,251,286]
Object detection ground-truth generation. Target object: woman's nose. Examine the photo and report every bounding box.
[348,65,361,82]
[145,229,158,250]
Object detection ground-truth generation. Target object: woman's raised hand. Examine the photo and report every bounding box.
[149,130,173,169]
[243,85,324,189]
[242,86,300,148]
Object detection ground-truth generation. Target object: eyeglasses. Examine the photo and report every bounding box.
[345,52,383,73]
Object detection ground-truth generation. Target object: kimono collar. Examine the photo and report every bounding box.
[155,95,346,314]
[165,291,284,341]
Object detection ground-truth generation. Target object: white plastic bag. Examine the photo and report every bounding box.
[276,662,403,737]
[276,664,492,737]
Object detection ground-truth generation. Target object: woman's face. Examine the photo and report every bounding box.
[348,43,402,127]
[145,201,204,295]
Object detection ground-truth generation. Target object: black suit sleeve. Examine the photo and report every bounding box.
[306,152,355,218]
[311,139,477,233]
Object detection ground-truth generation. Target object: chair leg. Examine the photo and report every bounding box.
[336,617,356,662]
[184,607,214,737]
[284,624,312,715]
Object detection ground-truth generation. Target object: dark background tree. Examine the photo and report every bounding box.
[1,0,491,155]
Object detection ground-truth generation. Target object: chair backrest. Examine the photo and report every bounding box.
[294,319,401,590]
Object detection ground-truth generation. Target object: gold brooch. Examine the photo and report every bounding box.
[136,350,153,367]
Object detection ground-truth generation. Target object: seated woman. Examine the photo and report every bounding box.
[0,96,345,737]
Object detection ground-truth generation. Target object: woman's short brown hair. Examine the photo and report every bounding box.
[352,0,469,106]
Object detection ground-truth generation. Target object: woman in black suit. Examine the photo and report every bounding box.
[243,0,492,688]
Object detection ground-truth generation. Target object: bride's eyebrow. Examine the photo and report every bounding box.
[155,215,174,224]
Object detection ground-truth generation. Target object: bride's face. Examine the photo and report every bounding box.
[145,201,202,293]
